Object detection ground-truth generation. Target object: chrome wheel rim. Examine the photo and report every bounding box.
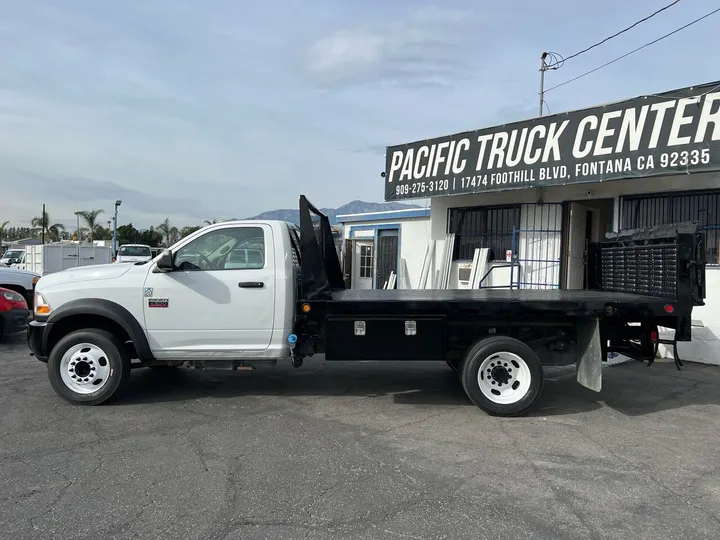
[60,343,112,394]
[477,351,531,405]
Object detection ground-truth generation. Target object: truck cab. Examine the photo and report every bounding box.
[30,219,301,368]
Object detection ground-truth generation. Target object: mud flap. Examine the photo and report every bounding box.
[576,316,602,392]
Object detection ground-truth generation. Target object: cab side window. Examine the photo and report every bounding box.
[173,227,265,271]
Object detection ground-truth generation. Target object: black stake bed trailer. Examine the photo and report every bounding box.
[291,196,706,416]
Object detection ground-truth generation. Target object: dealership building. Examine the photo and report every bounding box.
[337,207,431,290]
[374,80,720,365]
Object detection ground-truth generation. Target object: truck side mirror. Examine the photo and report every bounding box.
[156,249,174,271]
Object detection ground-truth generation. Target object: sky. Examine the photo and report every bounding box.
[0,0,718,230]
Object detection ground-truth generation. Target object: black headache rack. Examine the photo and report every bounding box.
[298,195,346,300]
[587,221,706,363]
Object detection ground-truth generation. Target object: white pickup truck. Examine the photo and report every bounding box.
[115,244,153,264]
[27,196,705,416]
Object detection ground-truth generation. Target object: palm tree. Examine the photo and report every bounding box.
[31,211,65,242]
[72,211,87,241]
[47,224,65,242]
[76,209,105,241]
[0,220,8,245]
[157,218,179,247]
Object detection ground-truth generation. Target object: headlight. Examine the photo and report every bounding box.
[2,291,24,303]
[34,292,51,315]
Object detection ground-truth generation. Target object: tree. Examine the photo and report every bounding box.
[0,220,8,245]
[180,225,201,238]
[93,226,113,241]
[31,211,65,242]
[139,227,163,248]
[117,223,140,246]
[5,226,34,241]
[76,209,105,241]
[157,218,180,247]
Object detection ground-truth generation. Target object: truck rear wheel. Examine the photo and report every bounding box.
[47,329,131,405]
[460,336,543,417]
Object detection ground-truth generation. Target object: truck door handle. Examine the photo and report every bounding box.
[238,282,264,288]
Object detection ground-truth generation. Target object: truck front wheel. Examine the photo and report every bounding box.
[460,336,543,417]
[47,329,131,405]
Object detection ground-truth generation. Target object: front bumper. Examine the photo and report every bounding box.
[27,319,49,362]
[1,308,29,337]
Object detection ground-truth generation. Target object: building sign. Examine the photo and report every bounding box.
[384,81,720,201]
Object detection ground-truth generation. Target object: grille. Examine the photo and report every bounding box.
[600,243,677,298]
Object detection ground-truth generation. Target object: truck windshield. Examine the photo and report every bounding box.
[119,246,151,257]
[1,249,25,262]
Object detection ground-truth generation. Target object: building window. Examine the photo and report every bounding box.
[359,245,374,278]
[448,205,521,261]
[620,190,720,265]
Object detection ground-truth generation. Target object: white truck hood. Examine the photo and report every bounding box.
[38,263,135,287]
[0,266,40,279]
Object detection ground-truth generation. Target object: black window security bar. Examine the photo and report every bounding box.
[448,205,521,261]
[621,190,719,265]
[510,203,563,289]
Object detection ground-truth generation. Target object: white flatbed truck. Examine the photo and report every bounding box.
[27,196,706,416]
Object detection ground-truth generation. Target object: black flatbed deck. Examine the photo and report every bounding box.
[326,289,674,318]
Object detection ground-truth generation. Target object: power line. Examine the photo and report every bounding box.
[547,0,681,68]
[545,7,720,93]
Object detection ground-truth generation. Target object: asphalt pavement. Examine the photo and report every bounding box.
[1,333,720,540]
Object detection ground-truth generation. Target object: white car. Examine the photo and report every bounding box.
[115,244,152,264]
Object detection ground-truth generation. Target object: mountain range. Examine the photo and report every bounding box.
[247,200,422,225]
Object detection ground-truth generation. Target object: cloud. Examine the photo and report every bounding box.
[308,30,385,74]
[304,7,484,88]
[0,167,204,228]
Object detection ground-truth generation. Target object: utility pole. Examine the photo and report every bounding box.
[113,200,122,257]
[75,212,81,266]
[539,52,548,117]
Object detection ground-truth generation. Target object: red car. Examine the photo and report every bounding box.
[0,286,29,341]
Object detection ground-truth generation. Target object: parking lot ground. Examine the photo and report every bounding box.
[1,334,720,540]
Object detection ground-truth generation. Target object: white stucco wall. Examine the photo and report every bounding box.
[662,267,720,366]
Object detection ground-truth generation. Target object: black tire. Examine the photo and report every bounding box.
[460,335,544,417]
[47,329,131,405]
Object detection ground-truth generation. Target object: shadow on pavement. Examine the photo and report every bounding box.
[112,358,720,417]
